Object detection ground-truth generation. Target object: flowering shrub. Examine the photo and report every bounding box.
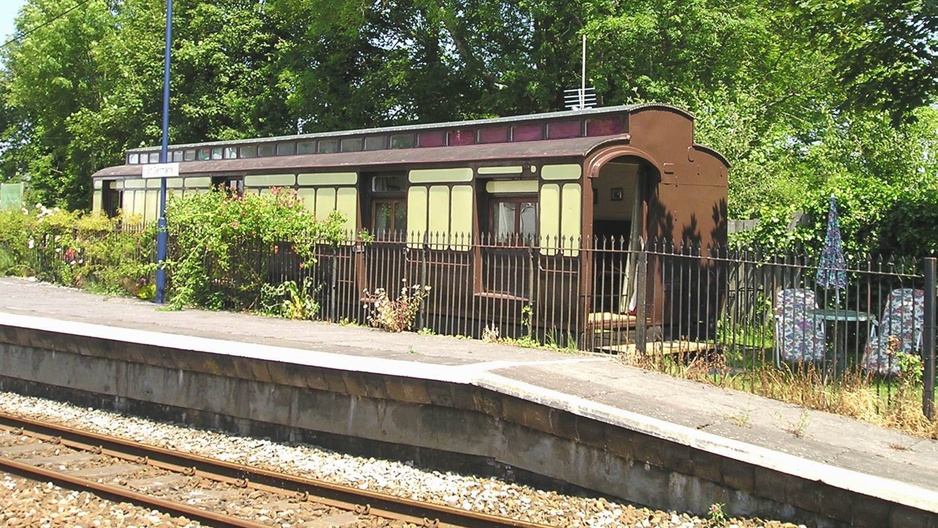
[0,205,151,294]
[164,187,347,310]
[365,280,432,332]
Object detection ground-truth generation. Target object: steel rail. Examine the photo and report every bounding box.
[0,411,553,528]
[0,454,271,528]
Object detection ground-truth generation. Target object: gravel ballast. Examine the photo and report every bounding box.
[0,391,805,527]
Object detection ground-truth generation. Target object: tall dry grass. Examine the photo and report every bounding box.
[622,350,938,439]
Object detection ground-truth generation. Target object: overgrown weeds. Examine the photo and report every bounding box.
[364,280,431,332]
[622,349,938,438]
[260,278,320,320]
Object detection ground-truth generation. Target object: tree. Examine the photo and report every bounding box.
[1,0,117,209]
[794,0,938,123]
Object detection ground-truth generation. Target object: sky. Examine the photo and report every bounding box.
[1,0,27,45]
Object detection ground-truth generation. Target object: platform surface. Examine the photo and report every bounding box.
[0,276,936,515]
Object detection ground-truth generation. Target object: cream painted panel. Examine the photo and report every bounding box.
[409,168,472,183]
[485,180,538,194]
[428,185,450,249]
[298,188,316,212]
[121,191,135,215]
[407,186,428,247]
[478,166,523,175]
[124,179,146,189]
[109,181,122,190]
[184,177,212,189]
[541,164,582,181]
[92,191,102,212]
[146,179,162,189]
[133,190,146,219]
[245,174,296,187]
[561,183,582,256]
[450,185,473,249]
[166,178,184,189]
[336,187,358,234]
[539,184,560,254]
[93,180,103,190]
[144,190,159,224]
[297,172,358,186]
[315,187,337,219]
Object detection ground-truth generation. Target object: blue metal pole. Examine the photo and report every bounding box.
[155,0,173,304]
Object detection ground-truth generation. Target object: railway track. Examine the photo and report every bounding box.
[0,411,554,528]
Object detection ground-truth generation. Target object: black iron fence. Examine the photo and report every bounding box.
[9,227,937,420]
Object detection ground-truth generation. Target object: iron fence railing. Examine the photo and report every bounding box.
[7,227,936,419]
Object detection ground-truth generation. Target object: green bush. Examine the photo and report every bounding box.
[0,205,151,293]
[877,188,938,258]
[731,176,911,259]
[163,187,347,310]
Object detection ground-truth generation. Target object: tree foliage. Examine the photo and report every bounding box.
[794,0,938,123]
[1,0,937,258]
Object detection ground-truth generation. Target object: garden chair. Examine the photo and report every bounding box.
[862,288,925,376]
[774,288,826,366]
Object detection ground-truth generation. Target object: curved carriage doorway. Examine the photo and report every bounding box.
[589,155,656,324]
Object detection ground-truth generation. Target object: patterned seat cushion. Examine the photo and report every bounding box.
[774,288,826,363]
[862,289,925,376]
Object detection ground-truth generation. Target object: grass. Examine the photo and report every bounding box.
[622,348,938,439]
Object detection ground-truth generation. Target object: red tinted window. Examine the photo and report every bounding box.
[448,129,476,146]
[478,126,509,144]
[587,117,623,136]
[418,131,445,147]
[547,120,581,139]
[512,124,543,142]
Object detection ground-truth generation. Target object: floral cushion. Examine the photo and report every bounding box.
[774,288,826,362]
[863,289,925,376]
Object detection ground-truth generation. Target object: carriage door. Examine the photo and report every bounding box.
[359,172,408,309]
[590,158,646,317]
[476,178,539,301]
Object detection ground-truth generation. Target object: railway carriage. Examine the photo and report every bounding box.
[92,104,729,346]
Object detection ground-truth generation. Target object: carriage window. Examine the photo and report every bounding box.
[448,129,475,146]
[479,126,509,144]
[148,152,160,163]
[211,147,223,160]
[372,174,406,192]
[297,140,316,154]
[258,144,275,157]
[319,139,339,153]
[512,124,543,142]
[369,174,407,237]
[184,149,196,161]
[197,148,211,161]
[364,136,386,151]
[276,141,295,156]
[225,147,238,159]
[491,198,537,244]
[373,200,406,234]
[390,133,416,149]
[418,131,445,147]
[172,150,183,162]
[341,138,363,152]
[128,153,139,164]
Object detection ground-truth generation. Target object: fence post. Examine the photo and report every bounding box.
[329,246,338,323]
[635,244,648,352]
[923,257,936,420]
[417,232,429,332]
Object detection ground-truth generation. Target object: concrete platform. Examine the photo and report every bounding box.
[0,277,936,527]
